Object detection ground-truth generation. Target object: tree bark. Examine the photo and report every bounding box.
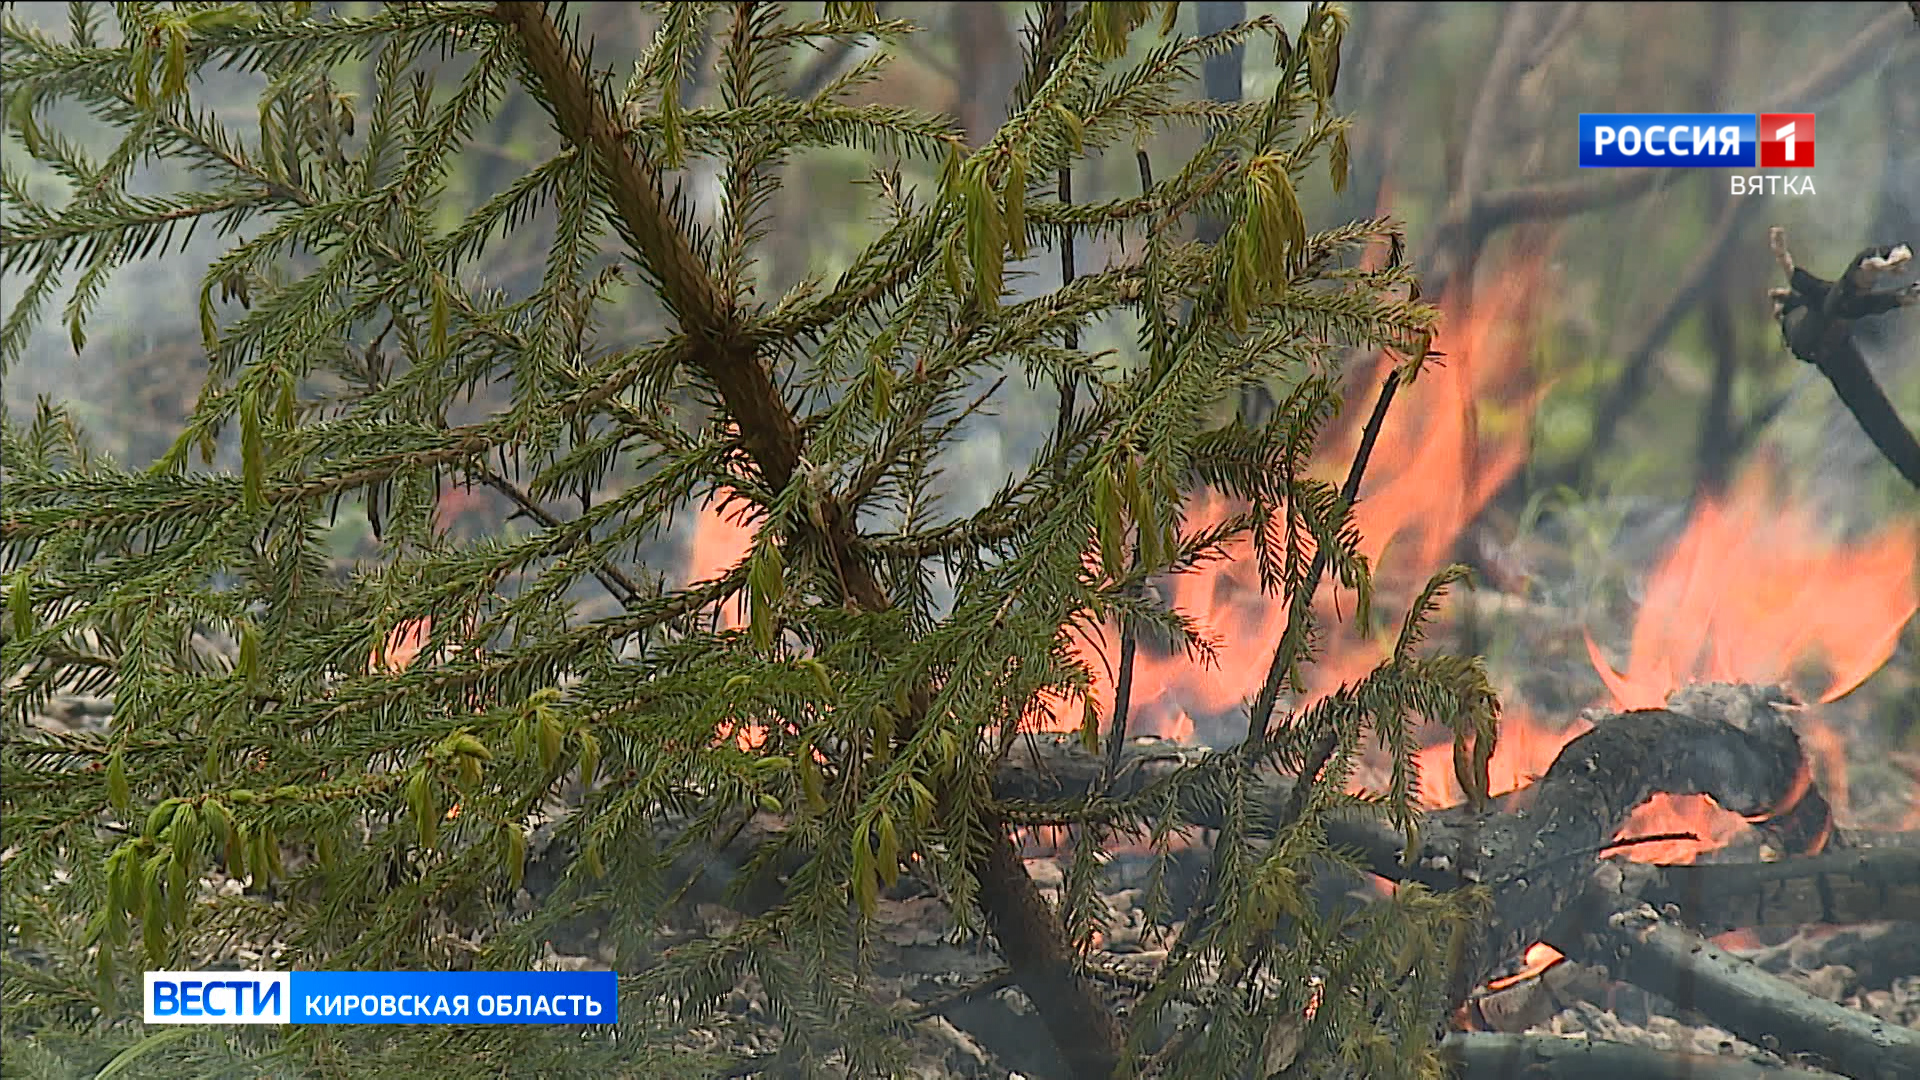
[975,827,1125,1080]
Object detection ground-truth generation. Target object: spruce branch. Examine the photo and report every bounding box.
[1166,236,1429,1010]
[463,464,649,610]
[495,5,1124,1074]
[1247,239,1420,750]
[4,3,1495,1074]
[494,0,803,490]
[1099,146,1162,789]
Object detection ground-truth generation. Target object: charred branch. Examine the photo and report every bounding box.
[524,683,1911,1076]
[1767,227,1920,488]
[1626,845,1920,935]
[1415,686,1830,993]
[1552,900,1920,1080]
[1439,1032,1843,1080]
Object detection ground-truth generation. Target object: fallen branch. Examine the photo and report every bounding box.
[1554,899,1920,1080]
[523,681,1917,1075]
[1439,1032,1841,1080]
[542,684,1841,933]
[905,970,1017,1022]
[1412,685,1831,993]
[1627,844,1920,934]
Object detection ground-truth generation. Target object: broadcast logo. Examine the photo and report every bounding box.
[1757,113,1814,168]
[1579,112,1816,196]
[145,971,618,1025]
[145,972,289,1024]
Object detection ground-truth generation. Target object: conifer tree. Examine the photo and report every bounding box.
[3,3,1498,1076]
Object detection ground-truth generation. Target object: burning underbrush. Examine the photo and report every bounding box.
[299,243,1918,1074]
[637,248,1920,1075]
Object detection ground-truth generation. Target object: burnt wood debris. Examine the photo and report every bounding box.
[525,682,1920,1079]
[1768,227,1920,488]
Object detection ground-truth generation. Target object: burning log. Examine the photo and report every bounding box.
[1008,689,1840,980]
[1463,949,1608,1034]
[1425,684,1835,995]
[1438,1032,1843,1080]
[523,682,1918,1076]
[545,686,1852,941]
[1009,684,1920,1076]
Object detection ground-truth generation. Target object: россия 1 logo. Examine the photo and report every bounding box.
[1579,112,1816,195]
[1757,113,1814,168]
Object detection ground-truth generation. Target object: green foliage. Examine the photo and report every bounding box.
[3,3,1493,1077]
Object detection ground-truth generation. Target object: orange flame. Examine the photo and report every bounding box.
[1341,261,1546,576]
[370,614,480,675]
[1414,702,1589,808]
[1057,254,1552,744]
[686,487,759,632]
[685,487,772,750]
[1582,460,1918,859]
[717,720,770,752]
[1586,463,1918,711]
[1485,942,1567,992]
[372,618,433,673]
[432,479,488,536]
[1065,489,1290,741]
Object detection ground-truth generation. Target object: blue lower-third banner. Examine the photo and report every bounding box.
[144,970,618,1024]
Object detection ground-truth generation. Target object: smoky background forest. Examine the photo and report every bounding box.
[5,0,1918,799]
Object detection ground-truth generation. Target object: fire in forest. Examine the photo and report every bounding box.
[670,246,1919,871]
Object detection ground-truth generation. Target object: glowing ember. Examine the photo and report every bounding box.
[1485,942,1566,992]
